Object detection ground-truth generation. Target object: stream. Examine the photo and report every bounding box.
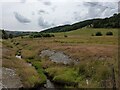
[16,55,59,89]
[28,63,62,89]
[16,49,76,89]
[39,49,79,88]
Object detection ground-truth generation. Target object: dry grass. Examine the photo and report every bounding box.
[2,40,40,87]
[2,28,118,88]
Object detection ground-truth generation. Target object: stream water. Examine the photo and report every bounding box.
[44,79,55,88]
[15,55,22,59]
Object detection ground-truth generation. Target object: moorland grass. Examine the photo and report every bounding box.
[2,28,118,88]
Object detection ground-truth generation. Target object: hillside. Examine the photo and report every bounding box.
[42,13,120,33]
[1,13,119,38]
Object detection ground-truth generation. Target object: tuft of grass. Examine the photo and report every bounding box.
[21,49,36,59]
[31,61,47,84]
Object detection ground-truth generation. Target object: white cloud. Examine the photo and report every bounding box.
[0,0,119,31]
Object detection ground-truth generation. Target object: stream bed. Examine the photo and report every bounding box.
[15,49,77,89]
[39,49,79,88]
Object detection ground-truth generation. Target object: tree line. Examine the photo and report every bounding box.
[29,32,55,38]
[42,13,120,33]
[1,29,55,39]
[1,30,31,39]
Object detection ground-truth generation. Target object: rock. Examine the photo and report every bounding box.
[40,50,74,64]
[40,50,55,58]
[2,67,23,88]
[15,55,22,59]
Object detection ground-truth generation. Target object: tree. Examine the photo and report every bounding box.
[2,30,8,39]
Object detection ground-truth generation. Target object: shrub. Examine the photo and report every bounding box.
[95,32,102,36]
[15,42,19,46]
[21,36,23,39]
[9,34,13,39]
[16,50,21,56]
[106,31,113,36]
[51,34,55,37]
[29,33,55,38]
[64,35,68,37]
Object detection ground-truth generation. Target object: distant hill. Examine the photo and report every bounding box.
[41,13,120,33]
[0,30,32,39]
[5,31,32,37]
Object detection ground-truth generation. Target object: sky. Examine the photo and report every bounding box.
[0,0,119,31]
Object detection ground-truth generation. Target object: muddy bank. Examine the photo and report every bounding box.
[2,67,23,88]
[40,49,77,64]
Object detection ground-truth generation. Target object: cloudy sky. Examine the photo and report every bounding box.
[0,0,119,31]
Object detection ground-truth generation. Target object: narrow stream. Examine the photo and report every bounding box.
[28,63,63,89]
[15,49,75,89]
[39,49,78,88]
[16,55,58,89]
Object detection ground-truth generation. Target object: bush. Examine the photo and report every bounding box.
[15,42,19,46]
[64,35,68,37]
[51,34,55,37]
[106,32,113,36]
[29,33,55,38]
[21,36,23,39]
[95,32,102,36]
[16,50,21,56]
[9,34,13,39]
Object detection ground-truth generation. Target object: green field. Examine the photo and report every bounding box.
[2,28,118,88]
[54,28,118,36]
[52,28,118,45]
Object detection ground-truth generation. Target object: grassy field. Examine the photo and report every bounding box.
[2,28,118,88]
[52,28,118,45]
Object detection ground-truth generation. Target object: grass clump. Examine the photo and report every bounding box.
[53,69,78,86]
[46,66,79,86]
[31,61,47,84]
[21,49,36,59]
